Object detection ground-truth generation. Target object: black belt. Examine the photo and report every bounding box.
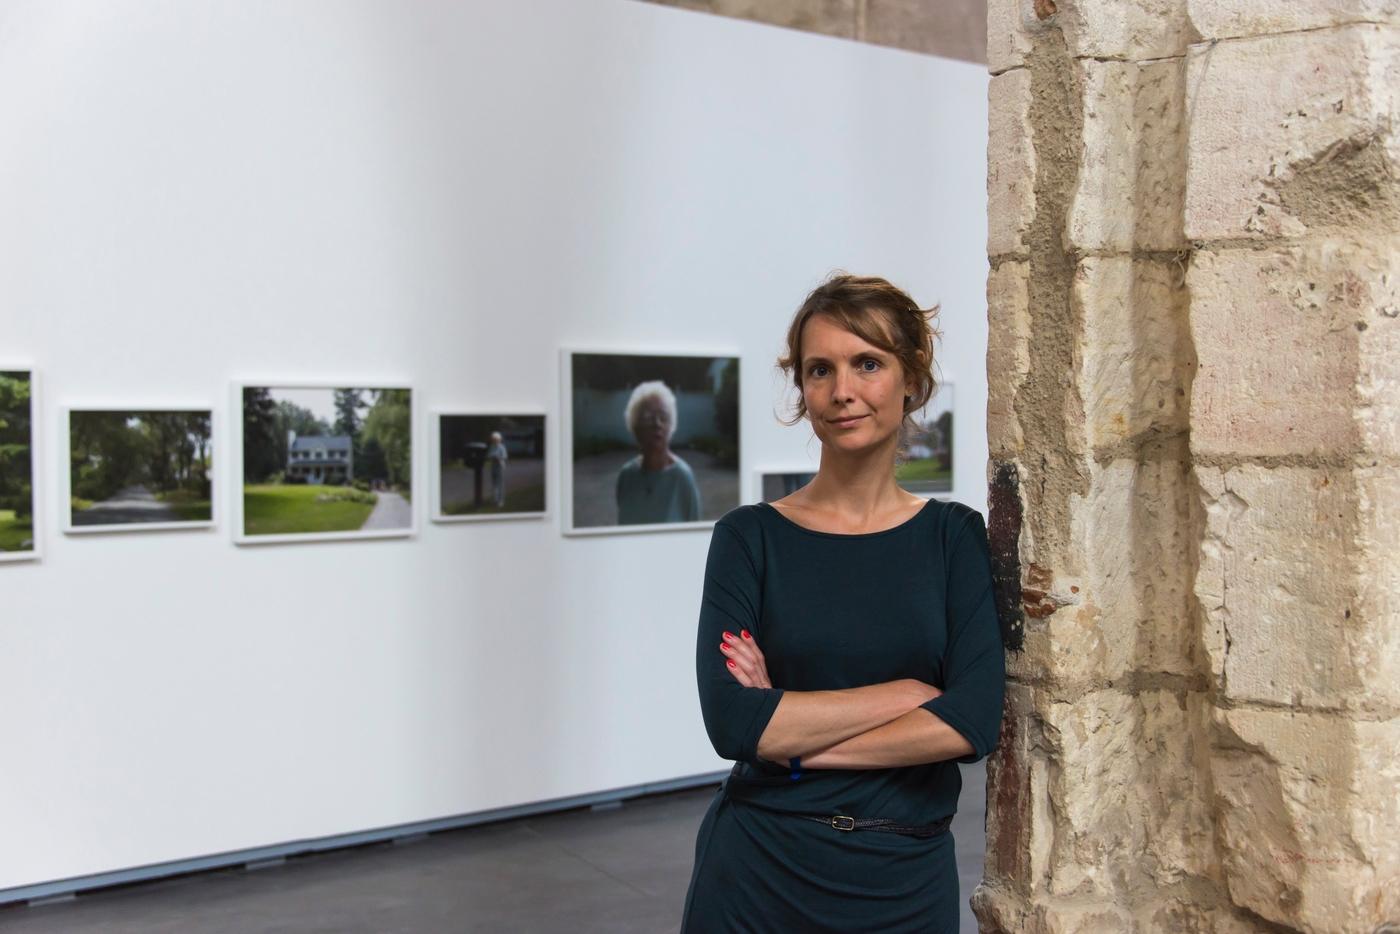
[723,782,954,839]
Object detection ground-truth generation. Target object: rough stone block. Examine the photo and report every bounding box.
[981,684,1055,890]
[1069,59,1187,252]
[1184,25,1400,242]
[1188,0,1400,41]
[1075,257,1189,450]
[1189,240,1400,459]
[989,67,1036,256]
[987,0,1194,72]
[1210,707,1400,931]
[987,261,1031,456]
[1195,465,1400,709]
[1037,689,1217,896]
[1006,456,1197,685]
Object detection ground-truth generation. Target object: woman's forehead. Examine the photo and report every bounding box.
[802,313,890,356]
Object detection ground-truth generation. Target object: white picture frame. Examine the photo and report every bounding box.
[431,408,548,524]
[561,347,741,537]
[61,404,217,535]
[0,367,40,562]
[753,466,818,505]
[231,380,417,545]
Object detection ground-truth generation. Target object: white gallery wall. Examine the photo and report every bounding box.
[0,0,989,891]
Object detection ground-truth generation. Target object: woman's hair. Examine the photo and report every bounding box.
[624,380,679,441]
[776,272,941,443]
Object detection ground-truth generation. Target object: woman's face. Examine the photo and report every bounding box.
[633,395,672,454]
[800,314,911,455]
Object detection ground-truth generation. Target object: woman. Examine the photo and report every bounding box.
[486,430,508,507]
[615,380,703,525]
[680,275,1006,932]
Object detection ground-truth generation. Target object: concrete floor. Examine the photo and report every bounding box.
[0,762,988,933]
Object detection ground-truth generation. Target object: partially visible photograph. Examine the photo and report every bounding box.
[68,409,213,531]
[757,470,816,504]
[240,386,413,541]
[436,413,546,520]
[567,352,740,533]
[0,370,36,557]
[896,382,953,495]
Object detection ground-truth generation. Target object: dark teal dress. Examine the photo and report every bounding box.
[680,499,1006,933]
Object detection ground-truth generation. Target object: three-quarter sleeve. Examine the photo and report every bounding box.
[695,519,784,765]
[920,508,1006,764]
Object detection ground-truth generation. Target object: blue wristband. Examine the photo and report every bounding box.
[788,756,802,781]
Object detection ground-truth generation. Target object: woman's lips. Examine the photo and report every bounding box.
[830,415,866,428]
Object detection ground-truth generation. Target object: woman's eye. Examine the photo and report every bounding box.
[809,365,828,377]
[861,359,880,372]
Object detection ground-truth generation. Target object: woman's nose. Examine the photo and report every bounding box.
[832,367,855,402]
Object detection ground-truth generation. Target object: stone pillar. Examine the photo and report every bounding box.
[981,1,1399,932]
[1185,5,1399,930]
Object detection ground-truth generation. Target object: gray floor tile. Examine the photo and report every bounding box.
[1,763,989,933]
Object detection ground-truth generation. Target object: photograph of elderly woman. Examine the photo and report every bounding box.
[0,371,36,554]
[241,386,412,538]
[437,414,545,518]
[895,382,953,495]
[69,409,213,529]
[569,353,739,530]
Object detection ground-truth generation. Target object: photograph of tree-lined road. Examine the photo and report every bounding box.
[0,371,36,555]
[241,386,412,538]
[896,383,953,494]
[69,409,212,529]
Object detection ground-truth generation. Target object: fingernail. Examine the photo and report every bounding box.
[723,632,735,641]
[720,642,730,651]
[741,630,751,640]
[727,660,736,669]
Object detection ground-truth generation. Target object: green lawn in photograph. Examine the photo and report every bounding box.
[895,460,952,484]
[0,509,34,552]
[243,484,376,536]
[443,483,545,516]
[156,489,213,522]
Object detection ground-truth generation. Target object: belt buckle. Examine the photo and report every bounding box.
[830,815,856,831]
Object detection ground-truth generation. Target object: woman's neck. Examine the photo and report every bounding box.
[799,440,916,520]
[640,448,674,472]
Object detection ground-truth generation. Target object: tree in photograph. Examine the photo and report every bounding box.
[0,372,33,518]
[333,389,364,437]
[361,390,411,490]
[243,388,281,483]
[933,410,953,470]
[71,414,147,502]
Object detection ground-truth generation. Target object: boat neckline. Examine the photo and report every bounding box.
[756,498,938,539]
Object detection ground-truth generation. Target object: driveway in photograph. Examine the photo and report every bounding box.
[571,447,737,528]
[73,485,181,526]
[362,490,411,530]
[440,456,545,510]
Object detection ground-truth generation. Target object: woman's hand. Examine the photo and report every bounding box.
[720,629,773,689]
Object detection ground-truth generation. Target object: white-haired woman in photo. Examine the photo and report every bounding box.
[615,380,702,525]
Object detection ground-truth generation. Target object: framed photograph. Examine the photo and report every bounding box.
[233,383,415,544]
[755,468,817,504]
[63,406,215,533]
[896,382,954,496]
[0,368,39,561]
[433,411,546,522]
[563,349,740,536]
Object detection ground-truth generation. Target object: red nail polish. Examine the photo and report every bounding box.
[727,660,736,669]
[720,642,729,651]
[723,632,735,641]
[741,630,751,640]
